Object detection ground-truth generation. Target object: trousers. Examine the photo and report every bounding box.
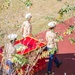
[48,51,60,72]
[6,60,13,75]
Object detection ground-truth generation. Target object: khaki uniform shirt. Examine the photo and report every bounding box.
[46,30,57,48]
[21,21,32,38]
[4,42,16,61]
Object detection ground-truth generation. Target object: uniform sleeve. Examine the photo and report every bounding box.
[46,31,53,42]
[3,44,8,59]
[21,22,24,34]
[4,44,8,54]
[46,32,48,41]
[54,34,58,48]
[27,24,32,35]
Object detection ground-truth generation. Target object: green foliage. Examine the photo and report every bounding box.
[58,4,75,17]
[5,0,9,2]
[45,4,75,23]
[45,15,63,23]
[65,25,75,35]
[57,35,63,42]
[45,16,55,21]
[24,0,33,7]
[5,0,10,4]
[69,37,75,44]
[48,47,57,54]
[0,31,4,38]
[12,54,28,66]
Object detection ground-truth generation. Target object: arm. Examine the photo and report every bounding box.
[2,44,7,61]
[21,23,24,34]
[54,34,58,50]
[27,25,32,36]
[46,32,48,42]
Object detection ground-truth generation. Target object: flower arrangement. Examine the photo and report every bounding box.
[12,54,28,66]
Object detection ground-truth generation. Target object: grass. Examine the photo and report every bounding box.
[0,0,75,46]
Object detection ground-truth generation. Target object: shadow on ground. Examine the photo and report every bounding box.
[34,53,75,75]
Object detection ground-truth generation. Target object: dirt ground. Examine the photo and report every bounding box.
[0,0,75,46]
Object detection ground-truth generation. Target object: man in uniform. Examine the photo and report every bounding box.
[3,34,17,75]
[45,21,62,75]
[21,13,32,38]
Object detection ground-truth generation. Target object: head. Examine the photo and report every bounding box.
[10,38,17,44]
[25,13,32,21]
[48,21,57,30]
[8,34,17,44]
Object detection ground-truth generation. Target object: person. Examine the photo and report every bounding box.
[21,13,32,38]
[3,34,17,75]
[45,21,62,75]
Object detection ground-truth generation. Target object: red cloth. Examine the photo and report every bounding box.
[0,46,4,53]
[15,36,46,73]
[0,46,4,62]
[15,36,46,54]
